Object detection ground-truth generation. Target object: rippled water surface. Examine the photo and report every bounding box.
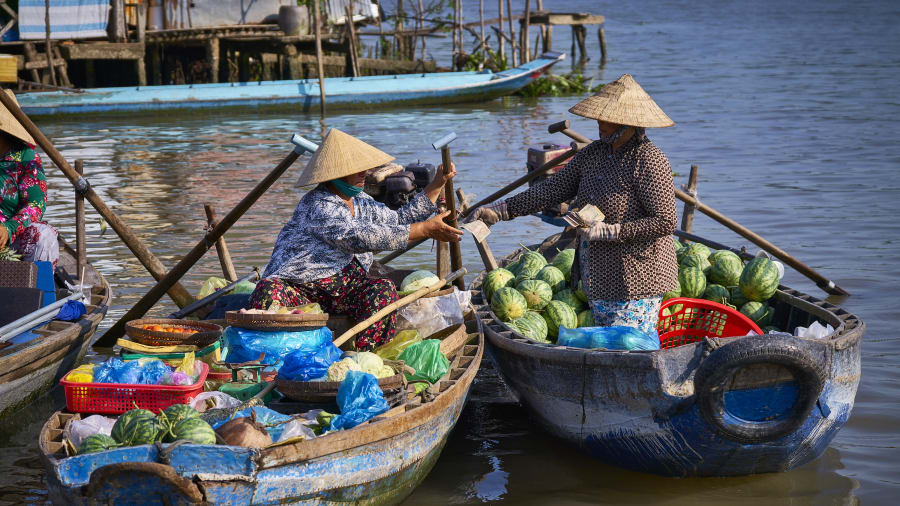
[2,0,898,503]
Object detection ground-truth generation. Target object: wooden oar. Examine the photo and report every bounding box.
[332,268,467,348]
[377,141,583,265]
[432,132,465,290]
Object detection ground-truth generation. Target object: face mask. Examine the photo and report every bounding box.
[598,125,631,144]
[332,178,364,198]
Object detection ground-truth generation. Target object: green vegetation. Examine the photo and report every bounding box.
[516,73,604,97]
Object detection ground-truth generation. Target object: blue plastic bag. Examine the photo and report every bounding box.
[56,300,86,321]
[329,371,389,431]
[210,406,293,441]
[277,339,342,381]
[93,358,173,384]
[223,326,333,370]
[557,326,660,351]
[140,359,172,384]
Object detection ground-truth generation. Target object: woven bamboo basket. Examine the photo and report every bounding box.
[225,311,330,331]
[275,371,404,403]
[125,319,222,347]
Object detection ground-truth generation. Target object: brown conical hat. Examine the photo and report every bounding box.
[0,91,35,145]
[295,128,395,187]
[569,74,674,128]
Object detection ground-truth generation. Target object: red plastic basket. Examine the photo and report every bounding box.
[657,297,763,349]
[60,362,209,415]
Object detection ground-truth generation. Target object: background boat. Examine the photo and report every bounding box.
[15,53,565,117]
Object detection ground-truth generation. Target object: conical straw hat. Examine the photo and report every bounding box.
[295,128,395,188]
[0,91,35,145]
[569,74,674,128]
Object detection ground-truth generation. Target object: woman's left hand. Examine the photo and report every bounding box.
[424,162,457,202]
[582,222,621,242]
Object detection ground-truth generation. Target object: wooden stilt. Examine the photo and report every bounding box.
[679,164,699,244]
[206,37,220,83]
[312,0,326,116]
[598,27,607,66]
[497,0,505,64]
[204,204,237,281]
[43,0,57,86]
[521,0,531,63]
[506,0,517,67]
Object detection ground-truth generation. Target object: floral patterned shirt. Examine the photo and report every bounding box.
[263,187,438,284]
[0,144,47,244]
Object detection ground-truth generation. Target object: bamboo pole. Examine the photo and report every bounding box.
[96,136,313,347]
[313,0,326,116]
[521,0,531,63]
[0,91,194,308]
[345,5,361,77]
[506,0,517,67]
[417,0,426,61]
[43,0,56,86]
[204,204,237,281]
[679,164,699,244]
[74,160,86,280]
[497,0,504,64]
[333,268,466,347]
[479,0,486,62]
[451,0,458,69]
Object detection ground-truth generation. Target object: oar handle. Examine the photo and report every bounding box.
[332,268,467,348]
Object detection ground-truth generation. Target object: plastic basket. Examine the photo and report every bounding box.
[60,362,209,415]
[657,297,762,349]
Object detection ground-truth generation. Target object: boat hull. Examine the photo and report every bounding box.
[474,237,863,477]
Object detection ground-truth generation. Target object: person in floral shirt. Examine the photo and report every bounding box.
[0,91,58,267]
[249,129,462,350]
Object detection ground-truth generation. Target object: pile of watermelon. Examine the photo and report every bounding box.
[485,247,590,343]
[77,404,216,455]
[667,238,782,330]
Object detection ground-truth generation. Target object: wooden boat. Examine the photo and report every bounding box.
[16,52,565,117]
[471,232,863,477]
[38,313,483,504]
[0,240,111,419]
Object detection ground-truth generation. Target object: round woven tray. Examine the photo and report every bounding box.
[275,373,404,403]
[225,311,330,331]
[125,319,223,347]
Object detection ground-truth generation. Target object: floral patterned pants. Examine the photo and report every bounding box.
[589,296,663,339]
[248,260,398,350]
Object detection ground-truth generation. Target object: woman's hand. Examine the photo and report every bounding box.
[424,162,457,202]
[582,222,621,242]
[463,200,509,227]
[409,210,464,243]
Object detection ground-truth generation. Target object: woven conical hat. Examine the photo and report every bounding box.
[0,91,35,145]
[569,74,674,128]
[295,128,395,187]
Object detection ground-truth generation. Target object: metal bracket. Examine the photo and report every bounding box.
[74,176,91,196]
[290,133,319,155]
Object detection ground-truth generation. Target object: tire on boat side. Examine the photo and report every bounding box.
[693,335,827,444]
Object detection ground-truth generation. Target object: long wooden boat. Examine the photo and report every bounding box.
[471,232,863,477]
[0,240,111,419]
[16,52,565,117]
[38,313,483,504]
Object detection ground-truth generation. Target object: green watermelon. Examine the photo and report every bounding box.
[673,237,686,252]
[678,267,707,298]
[116,413,161,446]
[535,265,567,293]
[158,404,200,441]
[739,257,780,302]
[518,249,547,273]
[703,284,730,304]
[483,268,515,302]
[513,311,549,342]
[516,279,553,311]
[575,280,588,302]
[680,253,711,273]
[577,309,595,328]
[111,409,156,445]
[550,249,576,282]
[709,249,741,265]
[552,288,586,313]
[542,300,577,339]
[663,286,681,301]
[740,301,772,327]
[514,267,540,285]
[506,258,523,276]
[686,242,711,259]
[78,434,119,455]
[491,287,528,321]
[729,285,749,307]
[164,417,216,445]
[708,254,744,287]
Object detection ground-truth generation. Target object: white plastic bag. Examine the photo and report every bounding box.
[190,391,242,413]
[793,321,834,339]
[276,418,318,442]
[66,415,116,449]
[397,289,467,337]
[754,250,785,281]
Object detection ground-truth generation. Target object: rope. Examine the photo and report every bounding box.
[702,336,722,358]
[155,439,190,465]
[681,184,701,208]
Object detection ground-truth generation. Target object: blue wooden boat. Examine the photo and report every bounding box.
[39,317,483,505]
[16,52,565,117]
[472,232,863,477]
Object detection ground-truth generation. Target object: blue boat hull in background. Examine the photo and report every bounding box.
[16,53,565,116]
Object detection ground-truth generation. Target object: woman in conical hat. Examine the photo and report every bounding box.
[467,74,678,336]
[0,91,58,267]
[250,128,463,350]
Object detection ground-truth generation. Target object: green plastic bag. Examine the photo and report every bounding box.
[374,330,422,361]
[198,277,230,299]
[398,339,449,384]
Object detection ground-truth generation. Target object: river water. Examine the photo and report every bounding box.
[2,0,898,503]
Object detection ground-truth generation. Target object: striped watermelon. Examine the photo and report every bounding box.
[483,268,515,302]
[663,286,681,301]
[577,309,595,328]
[513,311,549,342]
[708,254,744,286]
[491,287,528,321]
[673,237,686,252]
[739,257,780,302]
[117,413,160,446]
[686,242,711,259]
[575,280,588,303]
[553,289,586,313]
[506,258,523,276]
[709,249,741,265]
[551,249,576,282]
[542,300,577,340]
[703,284,730,304]
[680,253,711,273]
[516,279,553,311]
[518,249,548,273]
[165,417,216,445]
[515,267,540,285]
[729,285,749,307]
[535,265,567,293]
[678,267,707,298]
[78,434,119,455]
[111,409,156,445]
[740,301,773,327]
[158,404,200,441]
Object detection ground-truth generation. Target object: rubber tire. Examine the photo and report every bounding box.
[694,335,827,444]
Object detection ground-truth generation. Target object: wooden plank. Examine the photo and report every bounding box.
[527,11,604,26]
[60,42,145,61]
